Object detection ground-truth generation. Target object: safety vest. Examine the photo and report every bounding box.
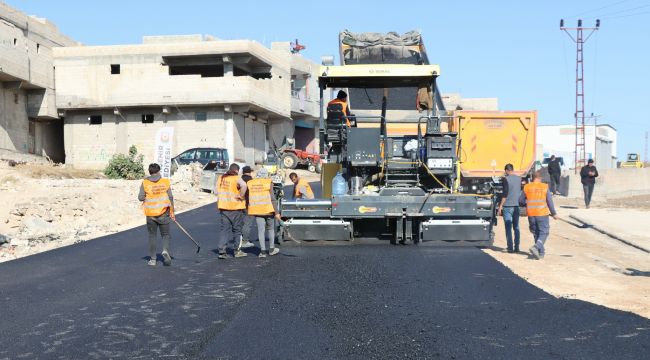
[247,178,275,216]
[217,175,246,210]
[142,178,172,217]
[327,98,351,127]
[293,178,314,199]
[523,181,550,217]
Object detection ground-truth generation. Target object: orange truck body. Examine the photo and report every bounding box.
[452,111,537,178]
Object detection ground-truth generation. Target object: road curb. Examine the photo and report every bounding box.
[568,215,650,254]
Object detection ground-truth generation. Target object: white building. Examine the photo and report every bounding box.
[537,124,617,169]
[53,36,321,169]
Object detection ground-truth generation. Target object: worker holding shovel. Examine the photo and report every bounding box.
[138,163,175,267]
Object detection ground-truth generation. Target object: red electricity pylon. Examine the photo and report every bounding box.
[561,19,599,172]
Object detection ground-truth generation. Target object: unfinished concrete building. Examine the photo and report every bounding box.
[0,3,78,162]
[53,35,320,169]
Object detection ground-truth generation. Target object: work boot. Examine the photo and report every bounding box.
[218,249,227,259]
[529,245,541,260]
[234,250,248,258]
[514,247,520,253]
[240,240,255,249]
[269,248,280,256]
[147,259,156,267]
[162,251,172,266]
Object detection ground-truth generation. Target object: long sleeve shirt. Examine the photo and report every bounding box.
[519,189,557,216]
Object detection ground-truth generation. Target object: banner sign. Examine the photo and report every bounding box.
[154,127,174,178]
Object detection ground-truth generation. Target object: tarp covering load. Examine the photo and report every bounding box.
[339,30,442,112]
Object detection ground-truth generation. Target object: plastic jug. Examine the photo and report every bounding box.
[332,172,348,196]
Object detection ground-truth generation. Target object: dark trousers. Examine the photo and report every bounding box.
[218,210,244,252]
[146,212,171,260]
[502,206,520,251]
[583,183,595,206]
[242,213,255,241]
[549,173,561,194]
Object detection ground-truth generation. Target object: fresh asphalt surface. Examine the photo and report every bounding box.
[1,203,649,359]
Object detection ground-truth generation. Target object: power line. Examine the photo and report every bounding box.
[571,0,633,17]
[601,9,650,19]
[584,3,650,18]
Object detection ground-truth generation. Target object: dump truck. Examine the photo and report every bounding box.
[453,111,537,194]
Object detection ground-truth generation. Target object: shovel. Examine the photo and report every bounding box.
[173,219,201,253]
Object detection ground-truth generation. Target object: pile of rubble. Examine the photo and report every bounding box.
[171,163,204,192]
[4,193,136,249]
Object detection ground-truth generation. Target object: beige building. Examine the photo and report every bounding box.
[54,35,320,169]
[0,3,78,162]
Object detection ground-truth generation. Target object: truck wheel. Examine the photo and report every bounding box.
[282,153,299,169]
[308,164,316,173]
[315,162,322,174]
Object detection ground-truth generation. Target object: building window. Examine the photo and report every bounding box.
[195,112,207,121]
[13,38,17,46]
[141,114,154,123]
[36,43,40,53]
[111,64,121,75]
[89,115,102,125]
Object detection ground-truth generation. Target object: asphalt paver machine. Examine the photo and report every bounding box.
[279,63,496,245]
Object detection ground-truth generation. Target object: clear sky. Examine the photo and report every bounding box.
[6,0,650,159]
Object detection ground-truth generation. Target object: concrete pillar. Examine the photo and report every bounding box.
[224,110,234,164]
[223,56,233,77]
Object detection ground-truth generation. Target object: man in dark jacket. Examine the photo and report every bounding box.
[580,159,599,208]
[547,155,562,195]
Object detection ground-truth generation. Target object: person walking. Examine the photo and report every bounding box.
[216,163,248,259]
[497,164,521,253]
[247,168,282,258]
[289,172,315,200]
[519,171,558,260]
[580,159,599,209]
[138,163,175,267]
[239,165,256,249]
[547,155,562,195]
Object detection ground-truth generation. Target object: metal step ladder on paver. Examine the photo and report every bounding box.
[385,158,419,187]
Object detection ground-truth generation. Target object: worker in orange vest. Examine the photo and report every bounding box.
[138,163,175,267]
[216,163,248,259]
[289,172,315,200]
[327,90,353,127]
[247,168,282,257]
[519,171,558,260]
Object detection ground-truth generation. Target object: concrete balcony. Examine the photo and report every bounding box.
[291,90,319,118]
[55,74,292,118]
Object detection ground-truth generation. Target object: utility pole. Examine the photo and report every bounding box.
[561,19,600,173]
[643,130,648,162]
